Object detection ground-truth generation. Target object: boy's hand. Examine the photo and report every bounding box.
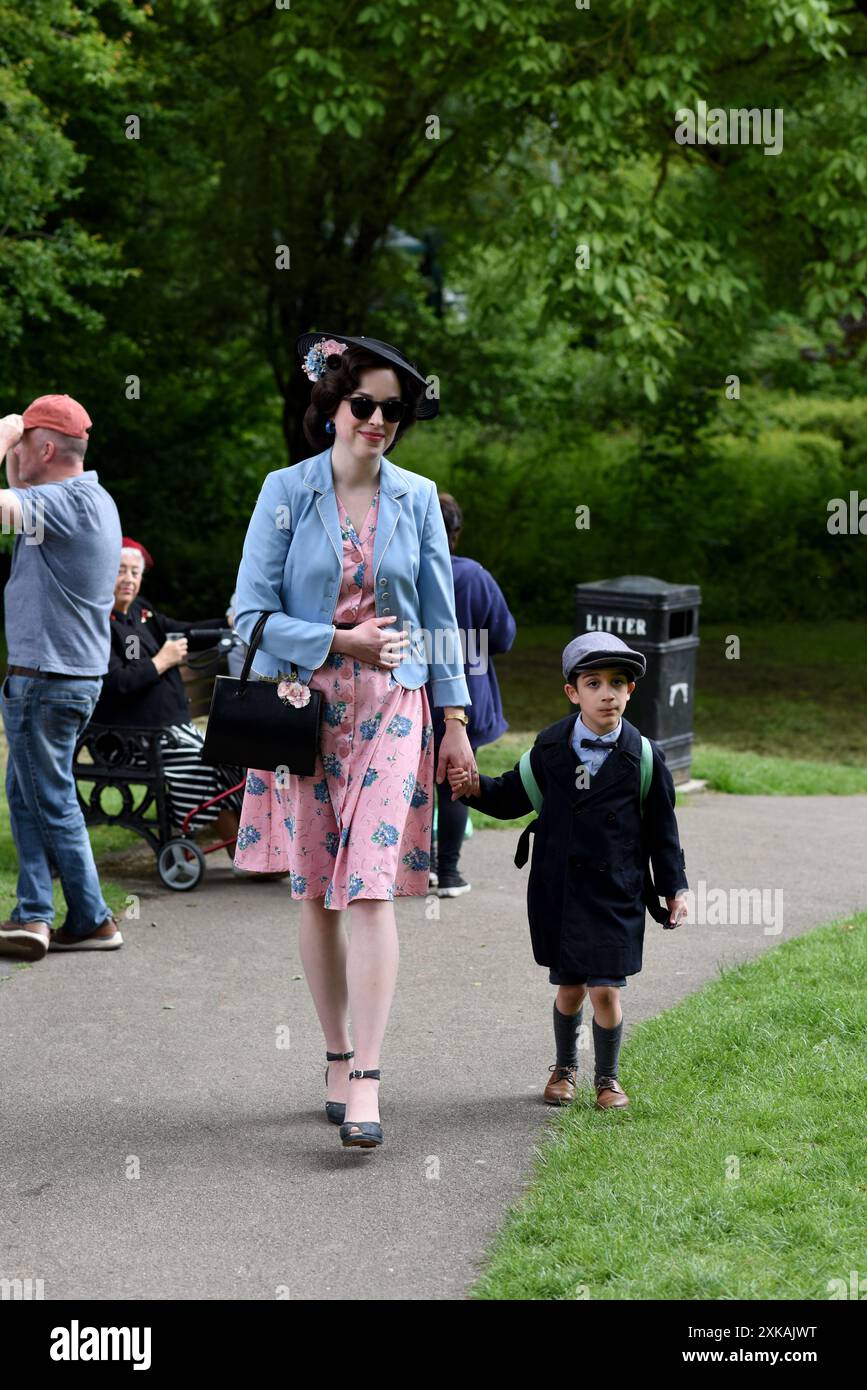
[665,892,689,929]
[448,765,479,800]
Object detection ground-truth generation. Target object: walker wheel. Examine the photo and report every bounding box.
[157,838,205,891]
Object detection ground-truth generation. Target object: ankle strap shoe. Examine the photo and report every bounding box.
[324,1049,355,1125]
[339,1070,383,1148]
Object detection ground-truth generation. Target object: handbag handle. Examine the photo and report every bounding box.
[237,610,298,688]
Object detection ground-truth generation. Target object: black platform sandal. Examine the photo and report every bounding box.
[324,1049,355,1125]
[338,1069,383,1148]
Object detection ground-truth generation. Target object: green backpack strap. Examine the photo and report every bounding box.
[520,739,651,817]
[639,736,653,814]
[518,748,543,816]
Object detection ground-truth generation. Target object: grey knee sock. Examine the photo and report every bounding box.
[553,1002,584,1067]
[592,1018,623,1082]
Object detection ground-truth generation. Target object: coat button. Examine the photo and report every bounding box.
[379,578,387,586]
[607,812,616,823]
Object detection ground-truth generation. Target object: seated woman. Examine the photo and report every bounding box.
[91,536,249,863]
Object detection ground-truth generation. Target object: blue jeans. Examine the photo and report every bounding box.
[1,674,111,934]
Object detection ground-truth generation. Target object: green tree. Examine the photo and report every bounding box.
[4,0,867,610]
[0,0,141,345]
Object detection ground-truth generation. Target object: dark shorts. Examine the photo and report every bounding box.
[549,970,627,987]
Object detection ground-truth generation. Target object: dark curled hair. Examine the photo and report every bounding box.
[302,344,425,451]
[438,492,463,552]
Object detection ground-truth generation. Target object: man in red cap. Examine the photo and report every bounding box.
[0,397,124,961]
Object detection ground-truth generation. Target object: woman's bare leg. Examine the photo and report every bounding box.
[342,898,399,1128]
[298,897,352,1105]
[214,808,240,846]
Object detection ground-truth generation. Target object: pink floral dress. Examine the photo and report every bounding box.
[232,487,435,907]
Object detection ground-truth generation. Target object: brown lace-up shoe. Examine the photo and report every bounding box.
[49,915,123,951]
[544,1063,578,1105]
[595,1076,629,1109]
[0,921,51,961]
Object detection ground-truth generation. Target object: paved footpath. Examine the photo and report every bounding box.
[1,794,865,1301]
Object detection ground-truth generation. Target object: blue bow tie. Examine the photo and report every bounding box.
[581,737,617,750]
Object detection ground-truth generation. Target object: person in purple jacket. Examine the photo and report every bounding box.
[426,492,516,897]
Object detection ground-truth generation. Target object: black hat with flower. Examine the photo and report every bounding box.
[295,332,439,419]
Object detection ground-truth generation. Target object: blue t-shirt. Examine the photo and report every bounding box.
[5,470,122,675]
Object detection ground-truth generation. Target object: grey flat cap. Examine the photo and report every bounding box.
[562,631,646,682]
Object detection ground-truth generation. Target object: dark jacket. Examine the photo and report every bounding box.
[461,713,688,977]
[91,594,226,728]
[427,554,516,750]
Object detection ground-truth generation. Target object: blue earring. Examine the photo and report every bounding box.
[325,418,335,434]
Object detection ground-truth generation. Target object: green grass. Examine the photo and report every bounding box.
[692,745,867,796]
[471,914,867,1300]
[493,619,867,766]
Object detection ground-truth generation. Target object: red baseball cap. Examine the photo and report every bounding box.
[22,394,92,439]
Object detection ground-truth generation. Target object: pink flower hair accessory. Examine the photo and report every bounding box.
[302,338,349,382]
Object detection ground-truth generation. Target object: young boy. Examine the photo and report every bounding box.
[448,633,688,1109]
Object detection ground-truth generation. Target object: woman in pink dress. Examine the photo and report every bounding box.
[232,333,476,1150]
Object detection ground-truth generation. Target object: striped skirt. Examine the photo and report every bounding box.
[156,722,245,830]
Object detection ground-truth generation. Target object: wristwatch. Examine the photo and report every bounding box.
[444,711,469,725]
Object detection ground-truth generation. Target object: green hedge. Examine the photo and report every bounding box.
[400,394,867,623]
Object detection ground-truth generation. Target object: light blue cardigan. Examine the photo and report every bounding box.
[233,447,471,709]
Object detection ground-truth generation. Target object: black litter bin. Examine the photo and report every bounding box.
[574,575,701,781]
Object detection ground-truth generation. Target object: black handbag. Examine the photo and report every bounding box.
[201,610,322,774]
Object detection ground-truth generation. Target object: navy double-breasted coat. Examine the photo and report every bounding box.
[461,713,688,977]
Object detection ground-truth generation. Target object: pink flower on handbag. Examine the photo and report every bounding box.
[277,678,311,708]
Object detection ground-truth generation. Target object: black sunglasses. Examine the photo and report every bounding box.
[346,394,407,424]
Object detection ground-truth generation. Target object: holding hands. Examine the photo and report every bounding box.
[447,764,480,800]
